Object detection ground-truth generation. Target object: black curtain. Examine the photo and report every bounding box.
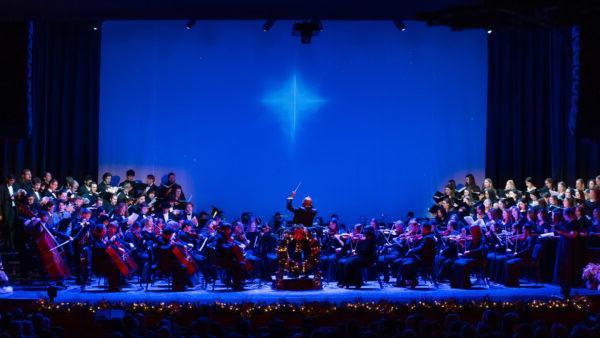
[486,27,600,188]
[0,21,100,183]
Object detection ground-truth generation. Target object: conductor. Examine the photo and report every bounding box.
[286,190,317,228]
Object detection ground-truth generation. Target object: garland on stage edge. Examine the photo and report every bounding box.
[274,227,321,290]
[32,297,592,317]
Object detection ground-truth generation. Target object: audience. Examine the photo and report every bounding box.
[0,306,599,338]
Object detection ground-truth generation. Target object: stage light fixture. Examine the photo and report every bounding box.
[393,20,407,32]
[186,19,197,30]
[263,19,275,32]
[487,29,493,34]
[292,20,323,44]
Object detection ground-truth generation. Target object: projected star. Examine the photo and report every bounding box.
[262,74,326,143]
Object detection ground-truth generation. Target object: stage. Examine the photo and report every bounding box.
[1,277,597,305]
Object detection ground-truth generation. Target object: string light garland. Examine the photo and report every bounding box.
[274,226,322,289]
[33,297,592,318]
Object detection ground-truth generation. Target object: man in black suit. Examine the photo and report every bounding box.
[394,222,436,288]
[0,174,17,250]
[16,169,33,195]
[158,173,184,200]
[286,191,317,227]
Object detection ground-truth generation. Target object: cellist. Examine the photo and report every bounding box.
[24,211,70,287]
[90,223,120,291]
[156,226,192,291]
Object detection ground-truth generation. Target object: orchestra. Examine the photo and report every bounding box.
[0,170,599,295]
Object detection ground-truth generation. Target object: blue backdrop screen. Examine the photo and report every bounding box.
[99,20,487,223]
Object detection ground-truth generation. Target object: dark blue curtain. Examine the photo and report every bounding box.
[485,27,599,188]
[0,21,100,182]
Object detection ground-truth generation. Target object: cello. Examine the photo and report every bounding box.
[105,239,130,276]
[36,221,71,280]
[231,239,253,272]
[172,236,198,275]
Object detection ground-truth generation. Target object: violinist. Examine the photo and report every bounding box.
[484,221,508,283]
[451,224,485,289]
[393,222,436,288]
[503,224,536,287]
[320,218,344,282]
[215,223,248,291]
[91,223,121,291]
[255,223,278,281]
[156,226,192,291]
[377,221,404,283]
[337,225,376,288]
[435,220,460,282]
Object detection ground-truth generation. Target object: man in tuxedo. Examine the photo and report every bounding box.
[0,175,17,250]
[394,222,436,288]
[159,173,184,200]
[140,174,159,197]
[178,202,198,226]
[16,169,33,195]
[286,191,317,227]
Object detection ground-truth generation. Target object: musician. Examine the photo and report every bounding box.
[119,169,138,191]
[72,208,93,285]
[337,225,376,288]
[377,221,404,283]
[588,208,600,249]
[255,223,278,281]
[393,222,436,288]
[177,220,213,283]
[0,174,18,250]
[554,208,584,297]
[178,202,198,227]
[160,201,176,223]
[451,225,485,289]
[215,223,248,291]
[286,191,317,228]
[503,225,536,287]
[159,173,185,201]
[320,219,344,282]
[90,223,120,291]
[24,211,70,286]
[435,220,460,282]
[98,172,114,199]
[156,226,192,291]
[140,174,159,197]
[271,212,286,232]
[117,182,136,204]
[16,169,33,195]
[464,174,481,194]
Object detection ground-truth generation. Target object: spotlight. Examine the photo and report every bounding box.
[92,26,98,31]
[263,19,275,32]
[393,20,407,32]
[487,29,493,34]
[186,19,197,30]
[292,20,323,44]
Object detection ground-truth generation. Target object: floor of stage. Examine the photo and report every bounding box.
[0,278,597,304]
